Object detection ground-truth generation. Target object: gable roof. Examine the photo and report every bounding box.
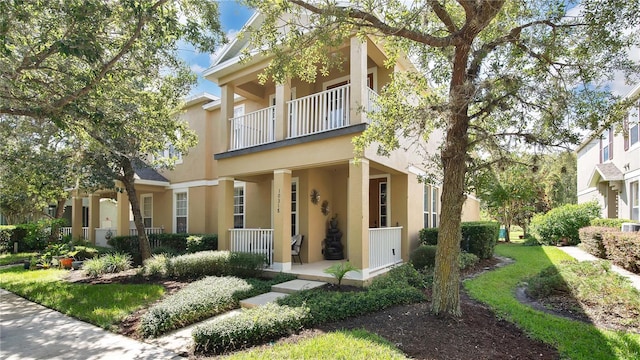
[134,165,169,185]
[588,162,624,187]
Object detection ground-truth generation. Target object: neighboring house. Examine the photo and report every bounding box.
[65,12,480,281]
[576,83,640,221]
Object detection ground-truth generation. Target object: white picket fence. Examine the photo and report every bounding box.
[369,227,403,271]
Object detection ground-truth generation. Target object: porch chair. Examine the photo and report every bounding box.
[291,234,304,265]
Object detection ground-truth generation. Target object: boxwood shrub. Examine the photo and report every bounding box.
[590,218,637,229]
[578,226,617,259]
[192,303,310,354]
[140,276,252,337]
[602,231,640,273]
[140,250,266,279]
[410,245,437,269]
[108,233,218,264]
[529,201,600,245]
[418,221,499,259]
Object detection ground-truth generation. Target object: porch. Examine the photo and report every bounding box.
[230,226,403,281]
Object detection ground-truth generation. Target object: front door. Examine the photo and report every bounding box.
[369,178,388,228]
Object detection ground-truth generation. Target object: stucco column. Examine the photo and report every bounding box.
[71,195,83,240]
[217,84,235,153]
[116,188,130,238]
[275,82,292,141]
[350,36,368,125]
[88,194,101,245]
[272,169,292,271]
[347,159,369,278]
[218,177,235,251]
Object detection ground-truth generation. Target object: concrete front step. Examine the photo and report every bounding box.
[240,291,290,308]
[271,279,327,294]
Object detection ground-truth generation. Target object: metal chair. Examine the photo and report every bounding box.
[291,234,304,265]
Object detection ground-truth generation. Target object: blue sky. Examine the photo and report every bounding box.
[181,1,253,97]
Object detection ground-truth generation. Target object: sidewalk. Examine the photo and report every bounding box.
[558,246,640,291]
[0,289,182,360]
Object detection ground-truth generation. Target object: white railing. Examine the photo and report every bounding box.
[369,227,402,271]
[288,84,350,138]
[367,87,380,117]
[129,227,165,236]
[230,106,276,150]
[229,228,274,266]
[60,227,89,240]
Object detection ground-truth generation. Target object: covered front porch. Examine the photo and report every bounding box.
[217,157,422,282]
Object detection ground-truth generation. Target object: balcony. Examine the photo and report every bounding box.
[228,84,378,151]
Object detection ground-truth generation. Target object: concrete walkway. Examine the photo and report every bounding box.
[558,246,640,291]
[0,289,181,360]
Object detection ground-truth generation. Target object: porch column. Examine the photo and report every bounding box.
[218,177,235,251]
[275,82,291,141]
[350,36,367,125]
[71,195,83,240]
[116,187,130,238]
[348,159,369,279]
[88,194,101,245]
[217,84,235,153]
[272,169,292,271]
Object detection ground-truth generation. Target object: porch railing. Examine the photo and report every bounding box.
[369,226,402,271]
[367,87,380,116]
[60,227,89,240]
[129,227,165,236]
[229,228,274,266]
[230,106,275,150]
[288,84,351,138]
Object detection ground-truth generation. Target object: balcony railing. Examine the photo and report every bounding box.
[230,106,275,150]
[369,226,402,271]
[288,84,350,138]
[61,227,89,240]
[230,228,274,266]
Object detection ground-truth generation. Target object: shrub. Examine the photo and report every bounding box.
[155,251,266,279]
[579,226,617,259]
[590,218,637,228]
[0,226,14,253]
[140,254,172,278]
[323,261,360,286]
[13,220,62,251]
[529,201,600,245]
[151,246,179,257]
[107,235,141,264]
[69,246,99,261]
[418,221,499,259]
[459,251,479,270]
[369,263,427,290]
[602,231,640,273]
[186,234,218,253]
[410,245,437,270]
[82,252,132,277]
[193,303,310,354]
[228,252,267,278]
[140,276,252,337]
[155,233,189,253]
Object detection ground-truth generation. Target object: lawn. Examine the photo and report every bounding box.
[465,244,640,360]
[0,267,165,329]
[0,252,38,266]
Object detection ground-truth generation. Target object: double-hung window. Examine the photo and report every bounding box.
[632,181,639,221]
[175,192,187,233]
[423,184,439,228]
[142,195,152,228]
[233,185,245,229]
[600,128,613,162]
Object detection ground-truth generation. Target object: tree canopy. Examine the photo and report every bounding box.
[242,0,639,315]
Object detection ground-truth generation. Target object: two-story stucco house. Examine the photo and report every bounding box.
[62,12,480,281]
[576,83,640,221]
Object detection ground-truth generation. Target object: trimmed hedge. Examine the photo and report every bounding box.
[418,221,499,259]
[193,303,310,354]
[578,226,617,259]
[0,226,14,253]
[108,233,218,264]
[602,231,640,274]
[590,218,637,228]
[529,201,600,245]
[141,276,252,337]
[140,250,266,279]
[410,245,437,269]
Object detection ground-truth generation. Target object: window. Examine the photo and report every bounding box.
[423,184,430,228]
[291,179,299,236]
[431,186,439,227]
[142,195,152,228]
[629,103,639,148]
[233,185,245,229]
[632,181,639,221]
[175,192,187,233]
[379,181,388,227]
[600,128,613,162]
[423,184,440,228]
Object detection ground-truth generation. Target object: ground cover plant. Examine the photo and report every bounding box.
[526,260,640,332]
[0,252,38,266]
[219,329,409,359]
[465,244,640,359]
[0,266,164,329]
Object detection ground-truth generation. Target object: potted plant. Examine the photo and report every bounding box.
[59,257,73,269]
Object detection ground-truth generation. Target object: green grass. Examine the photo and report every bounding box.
[465,244,640,359]
[0,267,165,329]
[0,252,38,266]
[218,329,408,359]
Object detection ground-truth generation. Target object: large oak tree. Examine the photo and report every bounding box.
[242,0,639,315]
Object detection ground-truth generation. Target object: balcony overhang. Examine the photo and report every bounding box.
[215,123,367,160]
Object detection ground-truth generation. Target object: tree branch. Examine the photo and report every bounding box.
[428,0,458,33]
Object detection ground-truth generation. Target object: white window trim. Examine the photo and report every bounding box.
[173,191,188,233]
[234,183,246,229]
[322,68,378,90]
[631,181,639,221]
[141,194,153,228]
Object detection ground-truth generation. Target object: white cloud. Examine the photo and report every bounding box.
[190,63,207,74]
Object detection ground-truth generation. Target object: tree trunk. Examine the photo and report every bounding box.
[431,44,472,317]
[48,197,67,242]
[120,156,152,261]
